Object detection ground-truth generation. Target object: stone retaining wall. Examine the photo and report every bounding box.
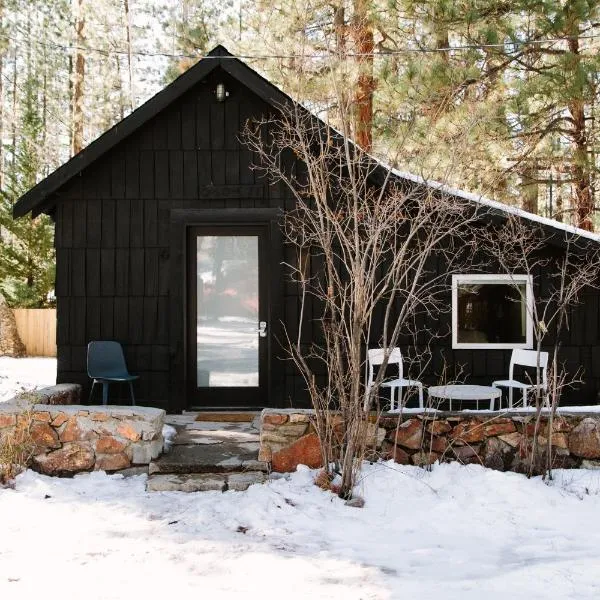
[0,403,165,475]
[260,409,600,474]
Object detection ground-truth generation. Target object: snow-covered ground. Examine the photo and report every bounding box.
[0,464,600,599]
[0,357,57,402]
[1,358,600,598]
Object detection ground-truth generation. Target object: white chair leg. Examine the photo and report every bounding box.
[523,388,527,408]
[509,387,513,409]
[489,396,494,411]
[418,384,423,409]
[389,387,395,412]
[397,386,402,411]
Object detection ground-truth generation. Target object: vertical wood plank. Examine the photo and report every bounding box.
[183,151,198,198]
[115,249,130,296]
[139,151,155,198]
[181,99,196,149]
[130,248,145,295]
[101,199,116,248]
[169,150,184,198]
[100,248,115,297]
[86,249,101,297]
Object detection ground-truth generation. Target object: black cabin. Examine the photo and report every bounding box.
[13,46,600,412]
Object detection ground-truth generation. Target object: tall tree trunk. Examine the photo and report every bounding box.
[521,163,539,213]
[11,46,17,170]
[352,0,374,151]
[567,23,593,230]
[124,0,135,111]
[0,1,4,190]
[71,0,85,155]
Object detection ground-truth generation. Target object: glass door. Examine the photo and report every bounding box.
[187,226,268,407]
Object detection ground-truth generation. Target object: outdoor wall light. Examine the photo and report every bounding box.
[215,83,229,102]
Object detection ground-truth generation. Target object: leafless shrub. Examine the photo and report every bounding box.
[244,100,488,497]
[484,215,600,477]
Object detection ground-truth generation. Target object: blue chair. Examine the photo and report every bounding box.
[87,341,138,405]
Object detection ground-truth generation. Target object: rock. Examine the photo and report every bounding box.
[449,420,485,444]
[483,438,512,471]
[241,459,269,472]
[96,436,128,454]
[146,473,227,493]
[32,411,51,423]
[569,418,600,459]
[411,450,439,466]
[30,422,60,450]
[227,472,266,491]
[425,420,452,435]
[365,424,386,448]
[34,384,81,406]
[117,466,149,477]
[551,417,573,433]
[258,444,272,462]
[117,423,141,442]
[483,452,505,471]
[483,421,516,437]
[289,413,311,423]
[498,432,522,448]
[0,414,16,428]
[389,445,411,465]
[60,417,82,442]
[131,439,163,464]
[51,413,69,428]
[390,419,423,450]
[271,433,322,472]
[260,432,297,445]
[263,414,288,426]
[423,435,447,454]
[96,453,131,471]
[33,442,94,475]
[278,423,309,437]
[90,412,110,422]
[549,432,569,449]
[345,496,365,508]
[452,445,481,465]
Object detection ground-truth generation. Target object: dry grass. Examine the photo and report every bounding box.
[0,395,37,487]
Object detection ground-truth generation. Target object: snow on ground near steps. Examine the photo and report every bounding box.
[0,357,57,402]
[1,465,600,600]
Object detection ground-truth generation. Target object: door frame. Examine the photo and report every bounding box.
[168,208,284,412]
[186,224,269,408]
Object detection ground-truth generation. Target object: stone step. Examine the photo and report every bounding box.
[149,443,269,475]
[146,471,267,493]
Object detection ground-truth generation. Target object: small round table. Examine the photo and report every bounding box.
[427,384,501,411]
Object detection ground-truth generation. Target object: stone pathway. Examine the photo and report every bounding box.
[146,412,269,492]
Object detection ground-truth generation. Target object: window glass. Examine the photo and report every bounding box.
[454,279,530,347]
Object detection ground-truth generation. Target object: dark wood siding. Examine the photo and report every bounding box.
[51,66,600,410]
[53,68,296,409]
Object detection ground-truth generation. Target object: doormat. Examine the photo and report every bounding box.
[194,412,257,423]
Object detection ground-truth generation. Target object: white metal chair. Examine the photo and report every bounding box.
[492,349,549,409]
[364,348,424,412]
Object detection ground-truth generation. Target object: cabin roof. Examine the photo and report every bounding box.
[12,45,600,244]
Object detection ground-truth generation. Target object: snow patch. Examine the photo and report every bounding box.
[0,357,57,403]
[1,462,600,598]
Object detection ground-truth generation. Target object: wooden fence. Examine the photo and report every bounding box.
[12,308,57,357]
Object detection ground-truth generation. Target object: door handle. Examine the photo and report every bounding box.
[257,321,267,337]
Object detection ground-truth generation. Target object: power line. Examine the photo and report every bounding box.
[3,31,600,61]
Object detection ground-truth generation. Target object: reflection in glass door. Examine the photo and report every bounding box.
[196,235,260,388]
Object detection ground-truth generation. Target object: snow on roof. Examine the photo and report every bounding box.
[385,165,600,243]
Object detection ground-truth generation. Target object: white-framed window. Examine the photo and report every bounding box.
[452,274,533,350]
